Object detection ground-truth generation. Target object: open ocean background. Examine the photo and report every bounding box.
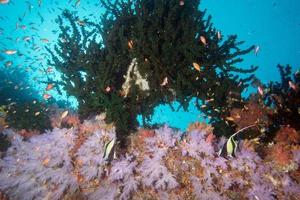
[0,0,299,131]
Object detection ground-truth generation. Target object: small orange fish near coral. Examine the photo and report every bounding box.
[128,40,133,49]
[46,84,54,91]
[200,36,207,45]
[160,77,168,86]
[193,62,201,72]
[43,93,51,100]
[42,158,50,166]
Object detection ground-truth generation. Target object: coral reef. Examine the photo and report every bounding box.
[47,0,257,146]
[262,65,300,131]
[0,118,299,200]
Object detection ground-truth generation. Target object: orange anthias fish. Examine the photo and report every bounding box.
[43,93,51,100]
[192,62,201,72]
[200,36,207,46]
[128,40,133,49]
[46,84,54,91]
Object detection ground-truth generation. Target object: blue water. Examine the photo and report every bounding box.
[0,0,299,130]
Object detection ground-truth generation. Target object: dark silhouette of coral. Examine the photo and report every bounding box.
[47,0,257,146]
[0,68,52,132]
[262,65,300,139]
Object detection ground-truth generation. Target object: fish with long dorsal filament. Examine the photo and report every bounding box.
[218,124,257,158]
[103,138,117,163]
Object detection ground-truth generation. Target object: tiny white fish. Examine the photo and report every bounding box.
[4,50,17,55]
[254,45,260,56]
[257,86,264,96]
[217,31,221,40]
[105,86,111,93]
[35,112,40,116]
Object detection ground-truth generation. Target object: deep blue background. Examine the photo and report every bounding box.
[0,0,299,130]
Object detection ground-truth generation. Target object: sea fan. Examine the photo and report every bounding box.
[190,176,225,200]
[138,126,179,190]
[0,128,78,200]
[140,139,178,191]
[281,174,300,197]
[230,147,261,171]
[145,125,180,149]
[88,182,118,200]
[109,155,139,200]
[181,129,215,159]
[247,183,275,200]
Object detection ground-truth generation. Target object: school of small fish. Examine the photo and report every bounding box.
[0,0,103,116]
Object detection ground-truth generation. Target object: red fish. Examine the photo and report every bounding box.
[46,84,54,91]
[43,93,51,100]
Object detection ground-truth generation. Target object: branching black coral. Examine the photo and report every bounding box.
[47,0,257,146]
[263,64,300,131]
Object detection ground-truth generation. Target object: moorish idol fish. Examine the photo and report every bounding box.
[218,124,256,158]
[103,138,116,163]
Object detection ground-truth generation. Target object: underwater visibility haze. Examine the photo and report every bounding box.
[0,0,299,199]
